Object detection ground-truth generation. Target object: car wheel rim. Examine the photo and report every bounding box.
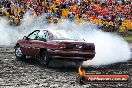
[40,54,48,65]
[16,47,22,57]
[43,56,47,64]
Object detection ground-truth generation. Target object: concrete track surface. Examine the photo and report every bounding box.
[0,45,132,88]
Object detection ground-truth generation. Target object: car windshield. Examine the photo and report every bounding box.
[49,30,82,41]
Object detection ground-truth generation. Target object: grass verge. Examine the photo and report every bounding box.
[123,35,132,41]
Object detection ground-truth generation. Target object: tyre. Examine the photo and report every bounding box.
[15,46,26,60]
[74,61,83,67]
[39,51,50,66]
[79,76,86,85]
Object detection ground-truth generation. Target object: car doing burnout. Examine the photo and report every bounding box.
[14,29,96,66]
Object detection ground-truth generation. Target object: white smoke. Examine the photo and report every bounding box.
[0,17,20,45]
[45,21,131,66]
[0,13,131,66]
[82,30,131,66]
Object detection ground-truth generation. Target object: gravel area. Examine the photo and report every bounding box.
[0,45,132,88]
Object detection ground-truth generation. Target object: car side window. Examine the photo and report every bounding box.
[46,32,54,41]
[28,30,39,40]
[37,31,47,41]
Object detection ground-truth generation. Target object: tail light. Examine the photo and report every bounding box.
[59,44,66,49]
[59,43,76,49]
[92,45,95,50]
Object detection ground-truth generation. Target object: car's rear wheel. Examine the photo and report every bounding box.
[74,61,83,67]
[79,76,87,84]
[39,51,50,66]
[15,46,25,60]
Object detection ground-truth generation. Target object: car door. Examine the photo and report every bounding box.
[25,30,40,56]
[29,30,48,57]
[20,38,31,55]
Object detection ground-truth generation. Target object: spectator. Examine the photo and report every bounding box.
[0,0,131,32]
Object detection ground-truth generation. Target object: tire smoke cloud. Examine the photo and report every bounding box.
[0,13,131,66]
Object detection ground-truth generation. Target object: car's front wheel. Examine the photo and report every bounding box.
[39,51,50,66]
[15,46,26,60]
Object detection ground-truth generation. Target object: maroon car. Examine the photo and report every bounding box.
[14,29,95,66]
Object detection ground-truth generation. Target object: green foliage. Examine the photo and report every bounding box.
[123,36,132,41]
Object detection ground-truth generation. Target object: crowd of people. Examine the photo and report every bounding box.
[0,0,132,33]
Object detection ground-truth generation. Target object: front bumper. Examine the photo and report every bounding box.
[47,49,95,61]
